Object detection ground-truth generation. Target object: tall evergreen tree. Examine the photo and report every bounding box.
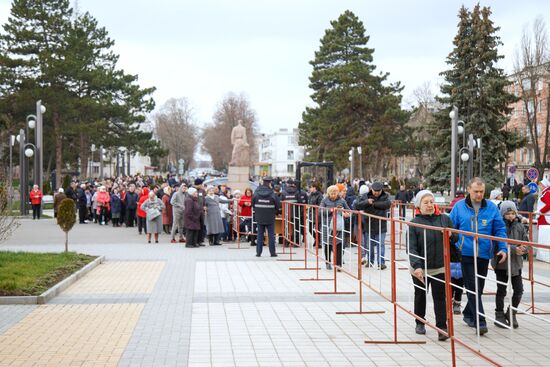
[426,5,522,192]
[299,10,408,176]
[0,1,161,187]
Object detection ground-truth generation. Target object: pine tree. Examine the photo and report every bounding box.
[0,1,162,186]
[425,5,521,192]
[299,10,408,176]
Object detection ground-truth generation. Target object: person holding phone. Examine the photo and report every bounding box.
[408,190,457,341]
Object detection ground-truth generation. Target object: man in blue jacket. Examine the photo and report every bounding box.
[450,177,508,335]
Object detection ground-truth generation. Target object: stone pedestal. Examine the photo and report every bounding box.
[227,166,250,193]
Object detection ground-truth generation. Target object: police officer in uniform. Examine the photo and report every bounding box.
[281,179,308,246]
[252,176,280,257]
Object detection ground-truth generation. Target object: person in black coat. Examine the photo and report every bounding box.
[252,177,280,257]
[518,185,536,213]
[125,184,139,227]
[408,190,458,340]
[307,183,324,248]
[281,180,307,246]
[76,184,88,224]
[395,185,410,219]
[354,181,391,269]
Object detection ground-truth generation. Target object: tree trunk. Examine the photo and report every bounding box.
[79,133,89,180]
[65,231,68,252]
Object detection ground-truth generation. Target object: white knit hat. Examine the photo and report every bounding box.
[359,184,369,195]
[187,187,197,195]
[414,189,434,208]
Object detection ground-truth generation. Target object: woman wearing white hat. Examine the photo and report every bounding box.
[408,190,458,341]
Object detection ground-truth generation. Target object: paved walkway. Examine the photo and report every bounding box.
[0,218,549,366]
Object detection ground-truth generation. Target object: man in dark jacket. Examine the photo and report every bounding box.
[76,184,88,224]
[65,181,78,203]
[281,179,307,246]
[252,177,280,257]
[307,183,324,248]
[354,181,391,269]
[125,184,139,227]
[395,185,410,219]
[518,185,536,213]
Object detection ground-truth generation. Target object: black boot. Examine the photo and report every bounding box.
[494,310,508,328]
[505,307,518,329]
[208,235,213,246]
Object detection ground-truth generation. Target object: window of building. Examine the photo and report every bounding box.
[287,164,294,173]
[288,135,296,145]
[537,79,544,91]
[522,78,532,91]
[287,150,294,160]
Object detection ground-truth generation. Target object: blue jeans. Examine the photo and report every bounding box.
[461,256,489,326]
[361,232,386,265]
[257,223,276,256]
[221,218,229,241]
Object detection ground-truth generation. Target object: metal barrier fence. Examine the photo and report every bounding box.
[275,201,550,367]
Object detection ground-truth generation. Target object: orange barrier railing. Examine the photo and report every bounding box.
[274,201,550,367]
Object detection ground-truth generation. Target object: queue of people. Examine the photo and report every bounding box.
[43,172,538,339]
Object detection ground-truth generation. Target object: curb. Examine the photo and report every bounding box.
[0,255,105,305]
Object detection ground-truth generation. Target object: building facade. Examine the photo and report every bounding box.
[258,128,304,178]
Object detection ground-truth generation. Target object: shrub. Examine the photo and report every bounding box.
[57,198,76,252]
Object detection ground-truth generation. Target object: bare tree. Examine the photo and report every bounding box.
[405,82,437,177]
[513,16,550,175]
[203,92,259,171]
[0,177,19,243]
[153,98,199,172]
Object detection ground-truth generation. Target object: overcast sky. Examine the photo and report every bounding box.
[1,0,549,135]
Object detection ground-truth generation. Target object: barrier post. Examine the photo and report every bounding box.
[229,199,246,250]
[315,208,355,295]
[280,203,304,262]
[290,204,320,270]
[443,229,457,367]
[301,206,333,282]
[365,216,425,344]
[336,212,385,315]
[277,202,296,256]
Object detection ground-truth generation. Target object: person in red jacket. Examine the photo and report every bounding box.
[29,185,43,220]
[137,187,150,235]
[96,186,111,225]
[238,188,255,245]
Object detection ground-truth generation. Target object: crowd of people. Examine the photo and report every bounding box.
[35,172,542,341]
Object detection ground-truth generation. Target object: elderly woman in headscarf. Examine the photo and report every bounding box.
[204,185,230,246]
[141,190,165,244]
[408,189,457,341]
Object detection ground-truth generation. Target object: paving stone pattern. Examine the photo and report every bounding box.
[0,219,549,366]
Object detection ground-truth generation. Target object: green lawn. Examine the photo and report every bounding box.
[0,251,96,296]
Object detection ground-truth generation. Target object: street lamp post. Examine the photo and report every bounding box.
[99,146,104,179]
[357,146,362,179]
[450,106,459,198]
[36,101,45,191]
[90,144,96,178]
[348,147,353,181]
[17,129,37,215]
[8,135,15,211]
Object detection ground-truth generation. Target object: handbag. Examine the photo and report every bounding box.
[331,212,344,232]
[146,207,161,220]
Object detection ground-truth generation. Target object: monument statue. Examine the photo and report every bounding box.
[229,120,250,166]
